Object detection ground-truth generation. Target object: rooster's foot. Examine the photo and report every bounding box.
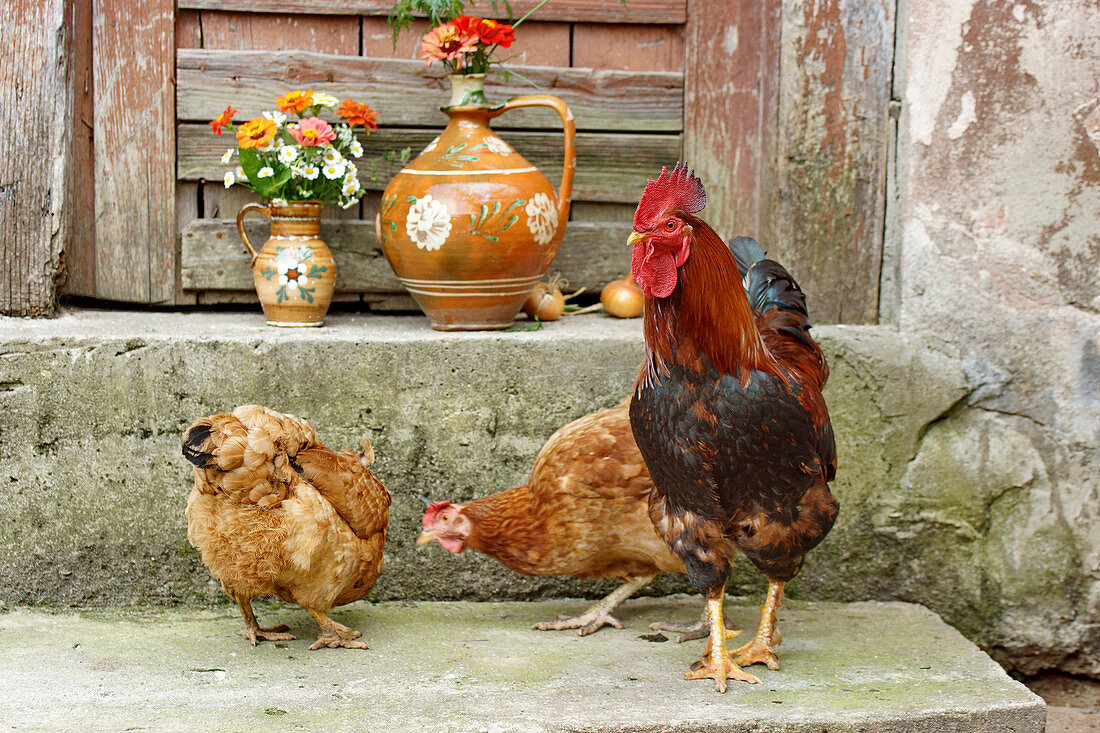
[309,612,368,650]
[238,624,296,646]
[533,609,623,636]
[732,630,781,670]
[685,649,761,692]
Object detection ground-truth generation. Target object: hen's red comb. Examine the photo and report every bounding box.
[634,163,707,228]
[423,500,451,528]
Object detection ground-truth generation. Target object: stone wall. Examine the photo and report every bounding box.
[886,0,1100,676]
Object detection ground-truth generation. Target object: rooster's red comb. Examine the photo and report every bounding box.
[423,500,452,528]
[634,163,707,229]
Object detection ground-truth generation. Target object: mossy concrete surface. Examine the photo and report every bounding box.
[0,309,1093,678]
[0,597,1044,732]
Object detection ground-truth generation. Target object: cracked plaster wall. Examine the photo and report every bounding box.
[891,0,1100,675]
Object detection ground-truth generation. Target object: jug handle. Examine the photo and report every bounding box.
[235,202,270,269]
[488,95,576,229]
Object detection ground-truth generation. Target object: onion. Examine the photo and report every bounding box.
[523,281,565,321]
[601,275,644,318]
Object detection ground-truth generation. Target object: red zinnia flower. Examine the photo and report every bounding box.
[209,104,238,135]
[337,99,379,131]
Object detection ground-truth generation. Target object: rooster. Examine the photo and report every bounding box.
[183,405,391,650]
[627,165,839,691]
[417,400,691,636]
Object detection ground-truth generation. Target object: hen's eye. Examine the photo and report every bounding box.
[666,220,676,231]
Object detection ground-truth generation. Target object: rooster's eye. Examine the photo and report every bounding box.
[666,220,676,231]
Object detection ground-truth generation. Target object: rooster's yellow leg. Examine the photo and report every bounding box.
[533,574,655,636]
[234,594,296,645]
[308,610,369,650]
[732,580,784,670]
[684,596,761,692]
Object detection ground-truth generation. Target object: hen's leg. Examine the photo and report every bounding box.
[533,574,656,636]
[650,604,740,642]
[732,580,784,670]
[308,610,369,650]
[234,594,296,645]
[684,595,761,692]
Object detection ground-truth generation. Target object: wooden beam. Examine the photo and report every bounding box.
[93,0,176,303]
[181,219,634,293]
[178,125,680,204]
[764,0,894,324]
[176,49,684,132]
[682,0,781,245]
[0,0,72,315]
[62,0,97,299]
[176,0,688,24]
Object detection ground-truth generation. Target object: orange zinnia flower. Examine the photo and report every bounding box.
[209,104,238,135]
[236,117,278,149]
[276,90,314,114]
[419,21,479,66]
[337,99,379,131]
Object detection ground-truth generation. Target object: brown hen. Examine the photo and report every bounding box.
[418,400,688,635]
[183,405,391,650]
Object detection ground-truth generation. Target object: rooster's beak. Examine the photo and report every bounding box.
[416,530,436,546]
[627,231,644,247]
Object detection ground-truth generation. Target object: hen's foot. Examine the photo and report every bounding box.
[309,611,369,650]
[238,624,296,646]
[650,616,740,643]
[734,580,785,669]
[533,610,623,637]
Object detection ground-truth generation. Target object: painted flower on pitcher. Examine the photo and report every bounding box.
[274,246,313,290]
[421,136,441,155]
[405,195,452,252]
[483,135,511,155]
[525,193,558,246]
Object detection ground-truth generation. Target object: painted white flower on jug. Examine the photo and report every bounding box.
[483,135,511,155]
[421,136,441,155]
[525,193,558,246]
[274,246,313,290]
[406,195,452,251]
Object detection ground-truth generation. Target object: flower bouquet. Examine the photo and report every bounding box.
[206,91,390,327]
[210,90,380,209]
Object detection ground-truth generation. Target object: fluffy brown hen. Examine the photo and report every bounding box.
[417,400,688,635]
[183,405,391,650]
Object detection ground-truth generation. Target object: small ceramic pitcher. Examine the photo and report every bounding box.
[236,200,337,327]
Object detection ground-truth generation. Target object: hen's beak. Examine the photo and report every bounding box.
[416,530,436,546]
[627,231,644,247]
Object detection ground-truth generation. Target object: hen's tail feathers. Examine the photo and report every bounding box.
[182,405,321,508]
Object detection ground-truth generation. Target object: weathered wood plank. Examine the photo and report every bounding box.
[683,0,780,247]
[176,9,202,49]
[181,219,633,293]
[572,23,684,72]
[178,124,681,204]
[94,0,175,303]
[176,0,688,24]
[176,49,684,132]
[200,11,360,54]
[0,0,71,315]
[361,17,572,68]
[63,0,97,299]
[764,0,893,324]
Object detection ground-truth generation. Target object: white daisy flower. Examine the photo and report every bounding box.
[341,199,356,209]
[271,198,288,207]
[256,137,278,153]
[341,178,360,196]
[296,164,320,180]
[221,148,234,164]
[405,195,452,252]
[312,92,339,108]
[349,140,364,158]
[262,110,287,126]
[525,192,559,246]
[235,166,246,178]
[322,162,345,180]
[223,171,235,188]
[337,126,354,146]
[483,135,511,155]
[278,146,299,164]
[257,167,275,179]
[322,147,343,164]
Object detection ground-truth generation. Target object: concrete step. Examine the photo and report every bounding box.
[0,597,1044,732]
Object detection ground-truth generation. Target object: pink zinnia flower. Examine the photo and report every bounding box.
[288,116,336,147]
[419,22,479,67]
